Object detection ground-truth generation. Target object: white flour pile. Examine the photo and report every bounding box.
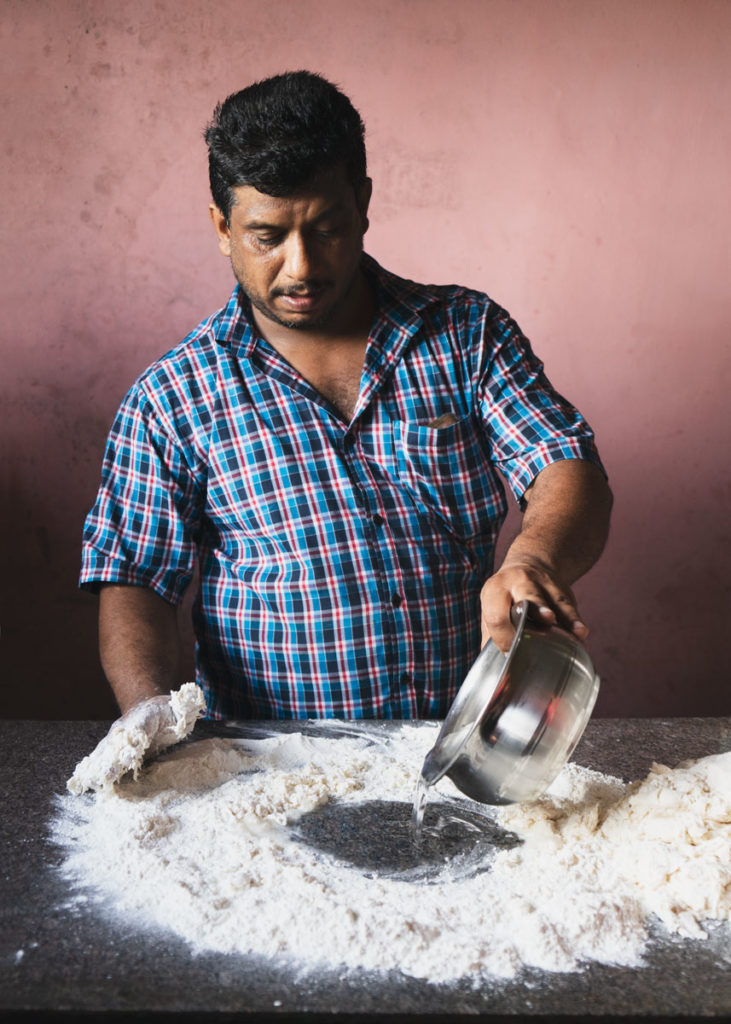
[53,718,731,984]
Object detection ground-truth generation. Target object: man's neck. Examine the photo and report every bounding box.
[252,271,375,424]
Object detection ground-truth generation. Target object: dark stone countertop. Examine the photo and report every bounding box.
[1,716,730,1022]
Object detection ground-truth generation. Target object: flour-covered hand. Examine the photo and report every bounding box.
[67,682,206,795]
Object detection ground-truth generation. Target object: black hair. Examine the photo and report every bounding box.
[204,70,367,222]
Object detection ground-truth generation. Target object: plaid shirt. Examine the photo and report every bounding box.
[80,255,603,720]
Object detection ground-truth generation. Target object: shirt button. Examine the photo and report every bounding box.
[391,593,402,607]
[344,433,356,447]
[372,514,384,527]
[400,672,411,686]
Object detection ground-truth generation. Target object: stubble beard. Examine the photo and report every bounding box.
[235,249,364,334]
[246,289,334,332]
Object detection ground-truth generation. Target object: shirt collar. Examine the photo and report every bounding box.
[210,287,258,359]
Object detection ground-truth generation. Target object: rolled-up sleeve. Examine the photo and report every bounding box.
[478,308,605,502]
[80,384,202,604]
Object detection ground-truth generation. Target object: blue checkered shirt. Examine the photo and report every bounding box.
[80,255,604,719]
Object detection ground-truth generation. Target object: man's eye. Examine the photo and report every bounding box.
[254,234,282,247]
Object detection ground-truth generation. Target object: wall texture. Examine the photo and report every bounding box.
[2,0,729,718]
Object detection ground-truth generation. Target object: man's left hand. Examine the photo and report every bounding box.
[477,459,612,653]
[479,556,588,653]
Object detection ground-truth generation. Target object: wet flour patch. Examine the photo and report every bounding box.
[292,797,521,883]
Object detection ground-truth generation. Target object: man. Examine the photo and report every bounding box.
[81,71,612,725]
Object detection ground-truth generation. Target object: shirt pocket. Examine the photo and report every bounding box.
[392,413,505,541]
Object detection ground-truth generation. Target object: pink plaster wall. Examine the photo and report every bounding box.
[2,0,729,718]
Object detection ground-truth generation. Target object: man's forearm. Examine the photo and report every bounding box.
[99,584,183,714]
[502,458,612,583]
[481,459,613,650]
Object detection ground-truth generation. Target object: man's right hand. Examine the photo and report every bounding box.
[66,684,206,794]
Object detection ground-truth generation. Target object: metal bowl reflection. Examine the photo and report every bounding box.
[422,601,600,805]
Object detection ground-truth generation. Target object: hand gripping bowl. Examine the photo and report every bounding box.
[421,601,600,805]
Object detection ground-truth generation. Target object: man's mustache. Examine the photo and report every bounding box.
[273,281,333,297]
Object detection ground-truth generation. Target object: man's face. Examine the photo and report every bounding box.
[210,165,372,334]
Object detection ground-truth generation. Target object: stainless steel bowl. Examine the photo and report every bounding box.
[421,601,600,804]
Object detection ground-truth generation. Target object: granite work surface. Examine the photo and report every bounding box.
[1,716,730,1022]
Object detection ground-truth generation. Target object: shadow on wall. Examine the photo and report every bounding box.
[0,470,198,721]
[0,475,116,720]
[493,471,731,720]
[610,454,729,718]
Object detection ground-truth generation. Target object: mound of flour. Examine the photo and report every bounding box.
[53,725,731,984]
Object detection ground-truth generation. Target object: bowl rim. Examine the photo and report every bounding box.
[422,599,531,786]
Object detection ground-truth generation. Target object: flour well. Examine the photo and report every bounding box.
[53,724,731,984]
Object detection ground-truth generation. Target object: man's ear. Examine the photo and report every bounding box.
[209,204,232,257]
[357,177,373,234]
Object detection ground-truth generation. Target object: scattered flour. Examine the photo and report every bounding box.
[53,723,731,984]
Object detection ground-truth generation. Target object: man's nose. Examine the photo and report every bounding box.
[282,233,317,283]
